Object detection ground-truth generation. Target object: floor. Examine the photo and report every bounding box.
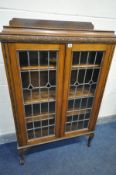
[0,122,116,175]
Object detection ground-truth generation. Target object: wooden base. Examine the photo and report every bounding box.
[17,130,94,165]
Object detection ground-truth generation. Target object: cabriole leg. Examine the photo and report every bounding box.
[18,149,25,165]
[87,133,94,147]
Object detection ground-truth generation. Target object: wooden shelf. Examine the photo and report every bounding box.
[69,88,94,99]
[67,108,91,116]
[24,87,93,105]
[24,90,56,104]
[26,112,55,123]
[27,127,55,139]
[72,64,99,69]
[20,65,56,71]
[20,64,99,71]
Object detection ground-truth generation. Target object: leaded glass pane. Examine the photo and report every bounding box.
[18,50,58,140]
[65,51,104,132]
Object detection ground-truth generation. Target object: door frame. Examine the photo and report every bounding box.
[61,43,115,137]
[6,43,65,146]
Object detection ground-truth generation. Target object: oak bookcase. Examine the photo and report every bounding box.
[0,18,116,164]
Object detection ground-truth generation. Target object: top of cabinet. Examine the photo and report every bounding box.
[0,18,116,43]
[8,18,94,30]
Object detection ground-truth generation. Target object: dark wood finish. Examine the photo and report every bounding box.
[0,18,115,164]
[0,34,116,43]
[9,18,94,30]
[0,18,116,43]
[87,133,95,147]
[18,149,25,165]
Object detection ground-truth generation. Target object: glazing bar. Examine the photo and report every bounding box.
[27,51,36,138]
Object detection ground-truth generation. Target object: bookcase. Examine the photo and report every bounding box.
[0,18,116,164]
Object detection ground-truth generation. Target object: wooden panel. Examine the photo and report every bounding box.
[2,28,114,37]
[72,44,107,51]
[15,43,60,50]
[27,135,56,145]
[1,43,25,146]
[7,43,27,146]
[64,128,89,138]
[9,18,94,30]
[27,128,90,146]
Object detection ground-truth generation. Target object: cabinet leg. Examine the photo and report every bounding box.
[87,133,94,147]
[18,149,25,165]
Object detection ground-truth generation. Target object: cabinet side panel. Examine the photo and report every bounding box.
[1,43,26,146]
[6,43,27,146]
[88,44,115,131]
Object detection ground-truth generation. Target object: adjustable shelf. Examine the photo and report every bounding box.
[69,88,94,99]
[23,87,94,105]
[72,64,100,69]
[67,108,91,116]
[21,64,99,71]
[27,126,55,140]
[23,89,56,104]
[20,65,56,71]
[26,113,55,123]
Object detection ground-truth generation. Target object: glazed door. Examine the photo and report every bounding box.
[61,44,113,137]
[8,43,65,145]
